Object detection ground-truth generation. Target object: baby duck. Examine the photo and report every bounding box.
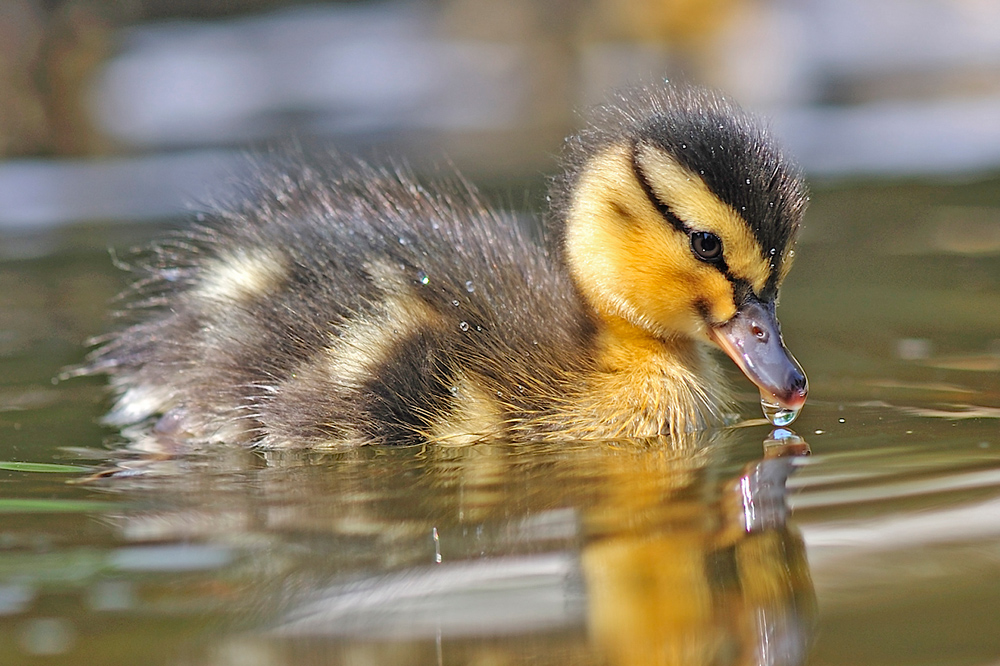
[85,84,808,448]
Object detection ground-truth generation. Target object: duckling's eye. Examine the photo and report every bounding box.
[690,232,723,262]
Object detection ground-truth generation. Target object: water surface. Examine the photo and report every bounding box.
[1,177,999,665]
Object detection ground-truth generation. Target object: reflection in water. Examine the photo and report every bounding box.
[85,428,814,664]
[582,436,814,666]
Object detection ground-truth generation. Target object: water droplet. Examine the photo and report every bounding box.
[838,418,846,423]
[449,386,459,396]
[789,250,795,258]
[681,143,687,149]
[417,271,429,285]
[745,178,751,185]
[432,527,441,564]
[760,396,800,426]
[459,321,470,332]
[465,280,475,293]
[699,169,705,175]
[769,247,776,255]
[475,325,483,332]
[451,299,459,306]
[431,222,440,230]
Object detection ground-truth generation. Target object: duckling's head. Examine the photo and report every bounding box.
[552,84,808,413]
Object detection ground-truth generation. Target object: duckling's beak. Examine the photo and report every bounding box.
[709,299,808,411]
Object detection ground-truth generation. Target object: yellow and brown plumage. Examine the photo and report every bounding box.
[85,84,808,448]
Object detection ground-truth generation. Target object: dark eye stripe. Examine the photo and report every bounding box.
[630,142,687,234]
[631,141,772,298]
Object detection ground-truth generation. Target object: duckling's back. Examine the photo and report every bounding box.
[90,160,598,448]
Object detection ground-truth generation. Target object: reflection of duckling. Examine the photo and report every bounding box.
[583,451,815,666]
[85,84,808,448]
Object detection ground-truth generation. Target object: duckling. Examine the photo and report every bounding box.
[83,84,808,449]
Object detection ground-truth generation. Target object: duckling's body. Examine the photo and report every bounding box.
[86,84,808,448]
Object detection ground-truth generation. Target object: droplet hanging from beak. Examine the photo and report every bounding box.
[709,298,807,425]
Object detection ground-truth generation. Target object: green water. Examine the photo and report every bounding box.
[1,177,999,665]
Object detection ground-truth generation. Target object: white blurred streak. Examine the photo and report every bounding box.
[92,4,526,147]
[790,467,1000,510]
[0,151,243,228]
[800,493,1000,605]
[775,96,1000,177]
[273,552,583,638]
[802,494,1000,565]
[803,0,1000,74]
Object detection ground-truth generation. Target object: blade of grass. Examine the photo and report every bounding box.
[0,461,90,473]
[0,498,119,513]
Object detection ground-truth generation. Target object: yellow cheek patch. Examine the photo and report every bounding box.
[564,145,737,338]
[615,222,736,331]
[565,145,677,332]
[634,144,771,294]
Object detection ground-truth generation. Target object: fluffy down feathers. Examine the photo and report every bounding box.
[83,84,807,449]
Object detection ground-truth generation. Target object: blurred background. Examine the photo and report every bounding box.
[3,4,1000,665]
[2,0,1000,226]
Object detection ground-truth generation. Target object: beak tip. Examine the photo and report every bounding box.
[773,374,808,411]
[710,298,809,413]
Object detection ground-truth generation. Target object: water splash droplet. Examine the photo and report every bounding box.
[459,321,470,332]
[760,395,800,426]
[465,280,475,293]
[417,271,429,285]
